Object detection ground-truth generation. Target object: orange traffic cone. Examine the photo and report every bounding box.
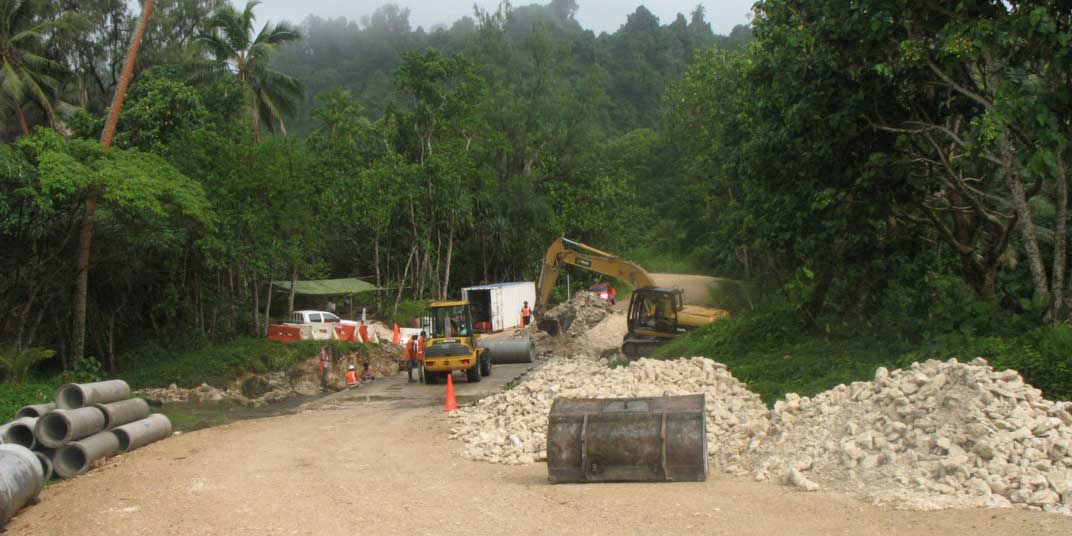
[392,323,400,344]
[443,373,459,412]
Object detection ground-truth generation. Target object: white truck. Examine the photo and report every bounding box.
[461,282,536,333]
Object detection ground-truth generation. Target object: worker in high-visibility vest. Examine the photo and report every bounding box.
[521,301,532,327]
[406,335,420,383]
[345,365,359,387]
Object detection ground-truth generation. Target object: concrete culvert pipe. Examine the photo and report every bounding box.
[94,398,150,429]
[16,403,55,419]
[53,431,119,479]
[33,451,53,481]
[55,380,131,409]
[479,338,536,364]
[113,414,172,452]
[34,407,106,449]
[0,418,38,449]
[0,444,44,527]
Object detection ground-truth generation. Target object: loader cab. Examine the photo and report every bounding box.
[424,301,475,342]
[627,288,686,337]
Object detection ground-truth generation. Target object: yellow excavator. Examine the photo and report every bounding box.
[535,238,731,358]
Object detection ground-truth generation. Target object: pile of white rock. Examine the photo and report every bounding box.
[449,356,770,466]
[745,358,1072,513]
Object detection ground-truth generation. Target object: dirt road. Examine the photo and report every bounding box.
[9,393,1072,535]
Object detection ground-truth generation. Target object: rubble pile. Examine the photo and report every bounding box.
[139,344,403,408]
[744,358,1072,513]
[449,356,769,466]
[527,291,623,358]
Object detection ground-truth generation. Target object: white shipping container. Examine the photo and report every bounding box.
[462,282,537,332]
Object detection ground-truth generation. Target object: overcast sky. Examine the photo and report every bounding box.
[241,1,755,36]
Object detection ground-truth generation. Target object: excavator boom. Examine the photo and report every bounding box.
[536,238,656,308]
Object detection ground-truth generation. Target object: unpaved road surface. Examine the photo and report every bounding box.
[649,273,738,306]
[10,390,1072,535]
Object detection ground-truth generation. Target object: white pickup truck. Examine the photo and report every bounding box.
[287,310,351,325]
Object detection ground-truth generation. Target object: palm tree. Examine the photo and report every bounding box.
[0,0,66,136]
[197,0,301,143]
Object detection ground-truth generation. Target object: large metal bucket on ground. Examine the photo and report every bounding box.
[546,394,708,483]
[478,338,535,364]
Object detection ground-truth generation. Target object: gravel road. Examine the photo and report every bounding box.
[8,400,1072,535]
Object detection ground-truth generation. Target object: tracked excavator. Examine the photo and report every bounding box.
[535,238,731,358]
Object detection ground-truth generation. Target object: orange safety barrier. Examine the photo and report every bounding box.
[334,324,357,342]
[267,324,303,343]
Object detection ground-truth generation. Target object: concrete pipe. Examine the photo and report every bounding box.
[34,407,106,449]
[113,414,173,452]
[479,338,536,364]
[15,403,55,419]
[0,418,38,449]
[0,444,44,527]
[94,398,150,429]
[53,431,119,479]
[33,451,53,481]
[55,380,131,409]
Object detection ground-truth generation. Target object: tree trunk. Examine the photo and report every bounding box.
[15,105,29,136]
[802,267,835,326]
[287,266,298,315]
[442,227,454,299]
[252,274,260,336]
[1050,154,1069,320]
[263,269,273,337]
[1002,136,1049,302]
[393,245,417,318]
[71,0,155,365]
[373,238,382,288]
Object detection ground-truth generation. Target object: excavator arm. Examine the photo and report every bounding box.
[535,237,656,308]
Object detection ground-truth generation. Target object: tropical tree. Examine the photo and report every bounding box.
[196,0,301,143]
[0,0,66,136]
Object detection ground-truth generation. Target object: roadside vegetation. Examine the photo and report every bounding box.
[2,0,1071,405]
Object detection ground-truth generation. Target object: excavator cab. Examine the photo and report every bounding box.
[627,288,686,336]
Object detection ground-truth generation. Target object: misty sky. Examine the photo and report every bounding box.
[243,1,755,35]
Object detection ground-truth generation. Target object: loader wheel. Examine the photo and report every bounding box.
[424,371,439,385]
[466,362,482,383]
[480,352,492,376]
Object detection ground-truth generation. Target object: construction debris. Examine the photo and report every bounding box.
[139,343,403,407]
[449,356,769,467]
[537,291,615,338]
[744,358,1072,513]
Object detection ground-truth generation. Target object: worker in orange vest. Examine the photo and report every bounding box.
[521,301,532,327]
[406,335,420,383]
[345,365,359,388]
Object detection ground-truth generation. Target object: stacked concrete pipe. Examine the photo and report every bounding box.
[34,407,106,449]
[32,450,53,481]
[113,414,173,452]
[53,431,120,479]
[0,418,37,449]
[0,444,44,527]
[15,403,55,419]
[94,398,150,429]
[55,380,130,409]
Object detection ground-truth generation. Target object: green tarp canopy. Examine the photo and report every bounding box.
[271,278,382,296]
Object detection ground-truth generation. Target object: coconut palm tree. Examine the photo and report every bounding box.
[196,0,301,143]
[0,0,66,136]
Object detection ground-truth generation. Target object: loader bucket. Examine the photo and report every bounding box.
[546,394,708,483]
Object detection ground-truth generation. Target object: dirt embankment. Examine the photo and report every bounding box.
[139,343,403,408]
